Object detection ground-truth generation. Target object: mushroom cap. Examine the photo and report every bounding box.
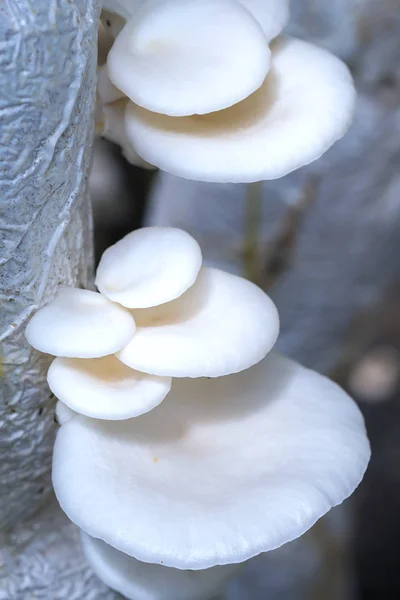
[124,37,356,183]
[97,64,125,104]
[25,288,136,358]
[96,227,202,309]
[107,0,271,117]
[116,267,279,377]
[239,0,289,41]
[55,401,76,426]
[81,532,239,600]
[48,356,171,420]
[53,352,370,569]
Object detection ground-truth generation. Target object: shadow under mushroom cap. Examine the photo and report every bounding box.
[53,352,370,570]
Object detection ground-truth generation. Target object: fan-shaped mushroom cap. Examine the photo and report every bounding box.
[116,267,279,377]
[107,0,270,117]
[55,401,76,426]
[48,356,171,420]
[124,37,356,183]
[53,352,370,569]
[81,532,239,600]
[239,0,289,41]
[25,288,135,358]
[96,227,202,309]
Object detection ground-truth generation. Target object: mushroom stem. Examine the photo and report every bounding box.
[243,181,263,283]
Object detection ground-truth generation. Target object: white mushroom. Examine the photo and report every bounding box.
[48,356,171,420]
[55,401,77,426]
[97,64,125,104]
[239,0,289,41]
[107,0,271,117]
[99,99,155,169]
[95,227,202,309]
[81,532,239,600]
[116,267,279,377]
[53,352,370,570]
[124,37,356,183]
[25,288,136,358]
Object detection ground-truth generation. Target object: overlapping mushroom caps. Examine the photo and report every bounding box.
[26,226,279,418]
[97,0,356,182]
[25,225,370,598]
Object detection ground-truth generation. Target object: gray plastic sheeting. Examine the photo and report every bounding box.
[0,0,98,530]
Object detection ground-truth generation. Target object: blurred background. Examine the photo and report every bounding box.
[91,0,400,598]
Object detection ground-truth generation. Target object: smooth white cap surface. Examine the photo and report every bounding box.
[53,352,370,569]
[116,267,279,377]
[81,532,239,600]
[107,0,270,117]
[25,288,136,358]
[96,227,202,309]
[239,0,289,40]
[125,37,356,183]
[48,356,171,420]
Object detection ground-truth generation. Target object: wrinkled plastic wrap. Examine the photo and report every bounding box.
[0,0,98,530]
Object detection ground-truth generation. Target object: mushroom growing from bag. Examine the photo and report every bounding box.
[24,225,370,597]
[98,0,355,182]
[53,353,370,570]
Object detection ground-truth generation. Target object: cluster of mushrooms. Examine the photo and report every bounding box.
[26,226,370,600]
[97,0,356,184]
[24,0,370,598]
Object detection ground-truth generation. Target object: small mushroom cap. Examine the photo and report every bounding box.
[53,352,370,570]
[48,356,171,420]
[96,227,202,309]
[55,401,76,426]
[239,0,289,41]
[116,267,279,377]
[107,0,271,117]
[124,37,356,183]
[25,288,136,358]
[97,64,125,104]
[81,532,239,600]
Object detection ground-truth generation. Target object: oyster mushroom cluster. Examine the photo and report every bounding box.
[97,0,356,182]
[26,226,370,600]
